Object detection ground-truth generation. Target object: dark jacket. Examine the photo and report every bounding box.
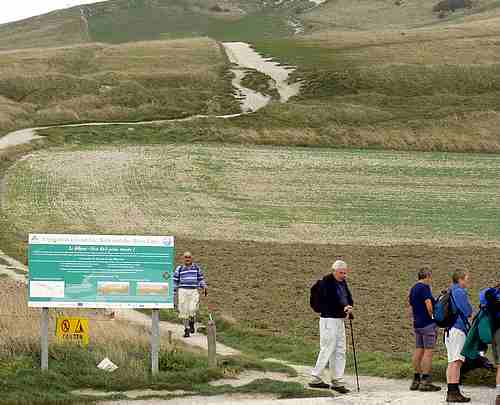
[319,274,353,319]
[485,288,500,331]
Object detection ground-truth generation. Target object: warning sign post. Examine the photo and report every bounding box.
[56,317,89,346]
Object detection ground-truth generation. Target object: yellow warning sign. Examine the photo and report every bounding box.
[55,317,89,346]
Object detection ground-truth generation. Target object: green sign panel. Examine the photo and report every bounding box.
[28,234,174,309]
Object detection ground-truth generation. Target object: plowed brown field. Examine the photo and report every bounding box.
[176,237,500,353]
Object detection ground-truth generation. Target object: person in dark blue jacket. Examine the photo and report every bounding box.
[445,270,473,403]
[482,284,500,405]
[408,268,441,392]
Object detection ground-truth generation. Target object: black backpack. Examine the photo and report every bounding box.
[310,279,323,313]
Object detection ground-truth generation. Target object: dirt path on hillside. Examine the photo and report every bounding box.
[0,42,300,147]
[223,42,301,103]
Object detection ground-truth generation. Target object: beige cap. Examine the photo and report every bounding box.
[332,260,348,270]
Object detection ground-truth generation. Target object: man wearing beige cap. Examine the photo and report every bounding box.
[309,259,353,394]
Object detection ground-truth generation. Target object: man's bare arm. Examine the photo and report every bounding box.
[424,298,433,318]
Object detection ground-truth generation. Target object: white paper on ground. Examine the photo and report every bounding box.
[97,358,118,372]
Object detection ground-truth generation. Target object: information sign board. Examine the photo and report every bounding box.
[28,234,174,309]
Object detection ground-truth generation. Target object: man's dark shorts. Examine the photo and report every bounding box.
[493,328,500,365]
[415,323,437,349]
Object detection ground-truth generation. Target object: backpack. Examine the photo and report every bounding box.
[433,289,458,328]
[310,279,323,313]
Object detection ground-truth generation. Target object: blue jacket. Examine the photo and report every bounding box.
[451,283,473,333]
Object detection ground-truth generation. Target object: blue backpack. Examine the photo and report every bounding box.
[434,288,470,330]
[434,289,458,328]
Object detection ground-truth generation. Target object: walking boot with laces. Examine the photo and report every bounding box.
[446,391,471,403]
[330,380,350,394]
[419,380,441,392]
[409,379,420,391]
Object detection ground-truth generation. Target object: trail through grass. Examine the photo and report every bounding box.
[0,38,238,137]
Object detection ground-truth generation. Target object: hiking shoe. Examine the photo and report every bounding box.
[189,320,195,334]
[308,379,330,389]
[331,385,350,394]
[183,328,190,338]
[418,381,441,392]
[409,380,420,391]
[446,391,471,403]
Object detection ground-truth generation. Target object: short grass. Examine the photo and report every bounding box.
[0,38,238,137]
[4,142,499,248]
[88,2,296,43]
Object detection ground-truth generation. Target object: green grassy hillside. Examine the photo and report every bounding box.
[2,0,500,51]
[303,0,500,30]
[5,143,500,246]
[0,38,238,136]
[0,0,315,50]
[239,17,500,152]
[0,8,87,51]
[86,0,303,43]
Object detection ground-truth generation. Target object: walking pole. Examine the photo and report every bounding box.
[349,316,360,392]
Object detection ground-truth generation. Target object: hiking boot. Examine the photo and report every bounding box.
[189,319,195,334]
[308,378,330,389]
[409,379,420,391]
[418,381,441,392]
[183,328,190,338]
[446,391,471,403]
[331,385,350,394]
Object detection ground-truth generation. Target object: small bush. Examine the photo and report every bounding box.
[159,348,207,372]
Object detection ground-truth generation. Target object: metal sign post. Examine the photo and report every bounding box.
[151,309,160,375]
[207,314,217,368]
[40,307,49,370]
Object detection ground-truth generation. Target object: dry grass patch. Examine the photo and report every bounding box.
[0,38,238,137]
[0,9,88,51]
[303,0,500,30]
[0,278,154,362]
